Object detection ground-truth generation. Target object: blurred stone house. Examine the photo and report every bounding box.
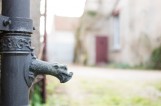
[48,16,79,63]
[55,16,79,31]
[81,0,161,66]
[31,0,41,56]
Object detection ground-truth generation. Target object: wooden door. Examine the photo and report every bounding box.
[96,36,108,64]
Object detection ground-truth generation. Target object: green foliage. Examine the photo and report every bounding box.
[150,45,161,69]
[107,63,132,69]
[31,84,43,106]
[86,11,97,17]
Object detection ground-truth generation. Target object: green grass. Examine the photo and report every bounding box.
[154,81,161,92]
[78,79,161,106]
[39,76,161,106]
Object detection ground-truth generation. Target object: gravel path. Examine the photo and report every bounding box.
[68,65,161,81]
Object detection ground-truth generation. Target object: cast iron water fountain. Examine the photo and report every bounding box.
[0,0,73,106]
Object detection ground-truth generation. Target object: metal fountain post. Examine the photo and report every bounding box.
[0,0,73,106]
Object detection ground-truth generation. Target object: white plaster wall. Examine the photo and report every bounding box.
[85,33,96,65]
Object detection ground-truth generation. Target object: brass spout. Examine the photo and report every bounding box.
[29,59,73,83]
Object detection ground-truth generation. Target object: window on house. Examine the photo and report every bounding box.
[113,15,121,50]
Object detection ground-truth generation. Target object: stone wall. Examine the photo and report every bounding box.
[110,0,161,65]
[84,0,161,66]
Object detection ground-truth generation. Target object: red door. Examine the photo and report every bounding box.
[96,36,108,64]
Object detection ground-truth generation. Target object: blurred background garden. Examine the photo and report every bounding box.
[30,0,161,106]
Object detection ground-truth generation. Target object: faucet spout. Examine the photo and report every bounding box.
[29,59,73,83]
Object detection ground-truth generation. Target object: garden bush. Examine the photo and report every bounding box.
[150,45,161,69]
